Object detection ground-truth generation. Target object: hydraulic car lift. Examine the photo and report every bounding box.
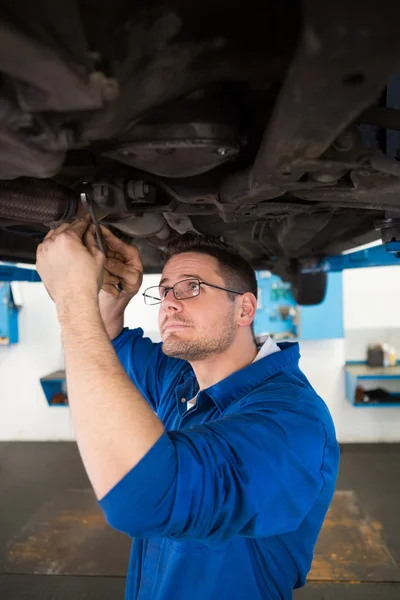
[1,241,400,284]
[0,245,399,400]
[0,263,41,282]
[0,264,40,345]
[0,263,67,403]
[301,241,400,274]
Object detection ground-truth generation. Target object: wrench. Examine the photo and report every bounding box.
[80,192,123,292]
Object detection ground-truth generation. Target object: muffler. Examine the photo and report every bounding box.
[0,178,78,224]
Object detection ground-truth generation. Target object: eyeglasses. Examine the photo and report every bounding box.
[142,278,244,305]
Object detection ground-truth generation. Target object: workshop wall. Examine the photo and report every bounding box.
[343,265,400,330]
[300,265,400,443]
[0,281,72,441]
[299,339,400,443]
[0,275,163,441]
[124,274,162,343]
[0,267,399,442]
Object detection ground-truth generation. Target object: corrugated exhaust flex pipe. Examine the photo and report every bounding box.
[0,178,78,224]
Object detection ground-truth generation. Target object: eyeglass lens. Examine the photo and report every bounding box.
[144,279,200,304]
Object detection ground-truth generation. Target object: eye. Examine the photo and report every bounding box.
[188,281,200,291]
[160,287,171,298]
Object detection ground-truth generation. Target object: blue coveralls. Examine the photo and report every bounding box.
[99,328,339,600]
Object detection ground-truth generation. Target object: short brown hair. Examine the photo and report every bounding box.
[165,233,258,301]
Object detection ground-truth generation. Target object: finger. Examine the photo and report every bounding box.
[100,226,142,266]
[105,247,117,259]
[108,249,124,262]
[102,283,121,298]
[103,270,120,286]
[44,222,70,241]
[44,228,57,241]
[105,257,131,277]
[84,226,105,260]
[100,225,121,247]
[88,224,108,255]
[105,248,124,262]
[67,215,92,239]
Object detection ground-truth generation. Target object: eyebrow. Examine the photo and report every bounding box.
[159,273,203,286]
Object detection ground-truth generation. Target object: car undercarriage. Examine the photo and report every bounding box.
[1,0,400,303]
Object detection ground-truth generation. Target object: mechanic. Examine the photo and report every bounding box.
[36,216,339,600]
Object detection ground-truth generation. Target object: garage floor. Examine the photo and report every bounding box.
[0,443,399,600]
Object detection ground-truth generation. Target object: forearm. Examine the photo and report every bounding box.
[99,289,130,339]
[58,296,165,499]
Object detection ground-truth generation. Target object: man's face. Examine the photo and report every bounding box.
[158,252,238,361]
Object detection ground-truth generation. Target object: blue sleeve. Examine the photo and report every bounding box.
[99,399,335,546]
[112,327,182,412]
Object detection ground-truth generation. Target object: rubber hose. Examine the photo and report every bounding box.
[0,178,78,224]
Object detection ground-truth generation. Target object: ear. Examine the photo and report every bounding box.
[237,292,257,328]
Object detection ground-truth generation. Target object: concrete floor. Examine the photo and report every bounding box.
[0,442,399,600]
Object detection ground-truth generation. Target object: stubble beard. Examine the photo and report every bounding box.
[161,310,236,361]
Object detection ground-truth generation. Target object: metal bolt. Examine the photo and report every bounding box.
[281,164,293,176]
[127,180,149,199]
[358,169,371,177]
[217,147,228,156]
[134,181,145,198]
[311,172,338,183]
[332,131,354,152]
[102,78,119,102]
[56,128,75,150]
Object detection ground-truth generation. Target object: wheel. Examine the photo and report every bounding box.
[292,270,327,306]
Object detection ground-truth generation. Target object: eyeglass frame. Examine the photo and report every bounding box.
[142,277,245,305]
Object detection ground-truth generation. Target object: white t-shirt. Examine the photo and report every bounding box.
[186,336,281,411]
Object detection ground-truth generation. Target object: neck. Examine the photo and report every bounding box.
[190,331,258,390]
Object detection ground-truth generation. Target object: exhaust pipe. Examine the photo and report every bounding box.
[0,178,78,224]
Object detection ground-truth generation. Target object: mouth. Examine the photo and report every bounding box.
[162,322,190,334]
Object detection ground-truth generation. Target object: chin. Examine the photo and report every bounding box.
[162,341,185,359]
[162,338,219,362]
[162,336,193,358]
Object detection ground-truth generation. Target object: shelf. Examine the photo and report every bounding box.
[40,370,68,406]
[40,370,66,382]
[345,362,400,407]
[345,363,400,379]
[351,401,400,408]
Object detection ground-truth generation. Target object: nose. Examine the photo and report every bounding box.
[161,290,184,313]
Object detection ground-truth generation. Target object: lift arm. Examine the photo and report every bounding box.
[301,242,400,274]
[0,263,41,282]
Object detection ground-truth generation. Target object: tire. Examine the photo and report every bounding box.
[292,270,327,306]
